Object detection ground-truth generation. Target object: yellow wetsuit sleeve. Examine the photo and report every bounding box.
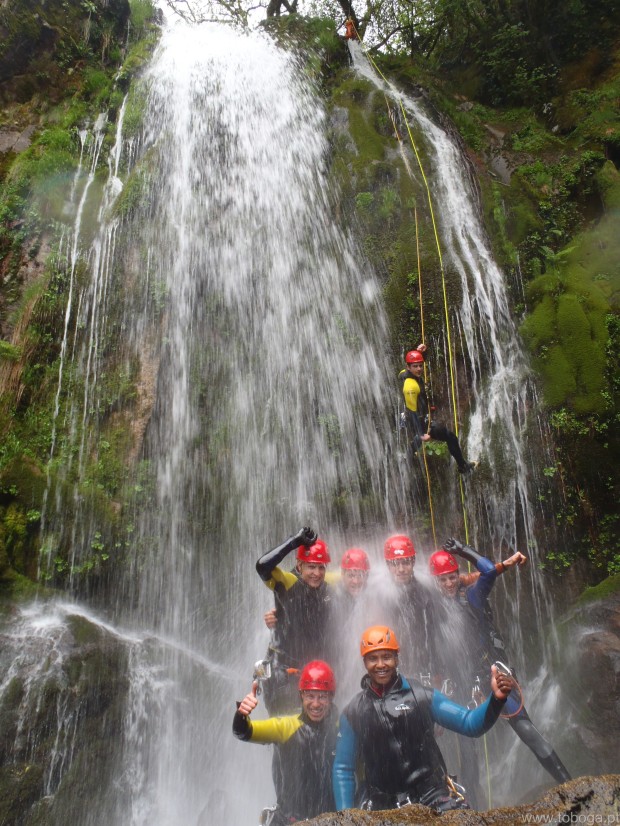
[247,714,304,744]
[264,566,298,592]
[402,376,420,412]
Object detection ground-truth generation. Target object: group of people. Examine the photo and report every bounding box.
[232,527,572,823]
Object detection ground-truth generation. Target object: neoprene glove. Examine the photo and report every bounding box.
[294,526,317,547]
[444,537,464,554]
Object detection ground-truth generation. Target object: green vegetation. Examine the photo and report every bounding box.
[0,0,160,598]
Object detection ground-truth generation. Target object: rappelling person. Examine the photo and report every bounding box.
[343,17,358,40]
[428,539,572,793]
[256,527,336,715]
[233,660,338,826]
[373,533,436,680]
[400,346,476,474]
[332,625,513,812]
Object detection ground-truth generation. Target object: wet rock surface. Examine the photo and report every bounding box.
[557,583,620,776]
[307,775,620,825]
[0,603,130,826]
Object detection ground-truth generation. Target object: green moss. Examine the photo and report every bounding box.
[111,165,149,218]
[577,573,620,604]
[595,161,620,211]
[539,345,576,406]
[0,341,20,361]
[520,293,556,350]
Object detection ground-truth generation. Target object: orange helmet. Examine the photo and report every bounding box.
[341,548,370,571]
[429,550,459,576]
[384,534,415,561]
[297,539,331,565]
[360,625,399,657]
[298,660,336,693]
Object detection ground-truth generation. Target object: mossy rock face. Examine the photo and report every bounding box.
[520,186,619,413]
[0,0,131,104]
[0,605,130,821]
[0,763,45,826]
[578,572,620,604]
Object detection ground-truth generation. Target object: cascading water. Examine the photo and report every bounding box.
[1,15,592,826]
[347,41,575,803]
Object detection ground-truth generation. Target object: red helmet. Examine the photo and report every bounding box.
[341,548,370,571]
[429,550,459,576]
[384,534,416,561]
[298,660,336,693]
[405,349,425,365]
[297,539,330,565]
[360,625,399,657]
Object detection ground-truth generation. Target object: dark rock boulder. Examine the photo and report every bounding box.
[306,775,620,825]
[556,578,620,776]
[0,602,130,826]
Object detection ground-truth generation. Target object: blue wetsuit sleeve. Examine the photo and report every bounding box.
[467,555,497,611]
[431,689,505,736]
[333,713,357,810]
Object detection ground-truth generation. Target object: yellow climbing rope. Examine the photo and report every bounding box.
[352,34,471,544]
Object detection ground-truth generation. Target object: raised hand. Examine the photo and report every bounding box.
[238,681,259,717]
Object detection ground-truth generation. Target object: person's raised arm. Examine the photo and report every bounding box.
[255,526,317,582]
[496,551,527,573]
[444,537,496,608]
[233,681,259,741]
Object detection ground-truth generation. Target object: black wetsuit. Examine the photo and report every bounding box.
[256,535,334,714]
[233,705,338,823]
[433,543,571,791]
[378,576,436,680]
[333,673,505,811]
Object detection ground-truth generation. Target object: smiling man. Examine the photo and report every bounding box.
[332,625,512,813]
[234,661,338,825]
[256,527,336,714]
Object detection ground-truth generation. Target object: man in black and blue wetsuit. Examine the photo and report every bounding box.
[332,625,512,812]
[233,660,338,825]
[429,539,571,796]
[256,526,337,715]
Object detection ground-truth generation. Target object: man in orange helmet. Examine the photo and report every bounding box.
[256,527,336,715]
[234,660,338,825]
[400,345,475,474]
[332,625,512,812]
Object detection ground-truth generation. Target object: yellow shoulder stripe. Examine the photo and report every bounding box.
[249,714,304,744]
[265,566,298,591]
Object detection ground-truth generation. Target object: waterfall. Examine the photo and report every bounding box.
[346,41,573,803]
[1,16,586,825]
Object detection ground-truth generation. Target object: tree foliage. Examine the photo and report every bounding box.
[165,0,620,104]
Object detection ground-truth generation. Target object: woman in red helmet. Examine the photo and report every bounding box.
[332,625,512,812]
[429,539,571,794]
[234,660,338,825]
[256,527,337,715]
[399,345,475,474]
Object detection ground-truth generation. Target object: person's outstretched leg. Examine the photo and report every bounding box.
[508,706,571,784]
[429,422,475,473]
